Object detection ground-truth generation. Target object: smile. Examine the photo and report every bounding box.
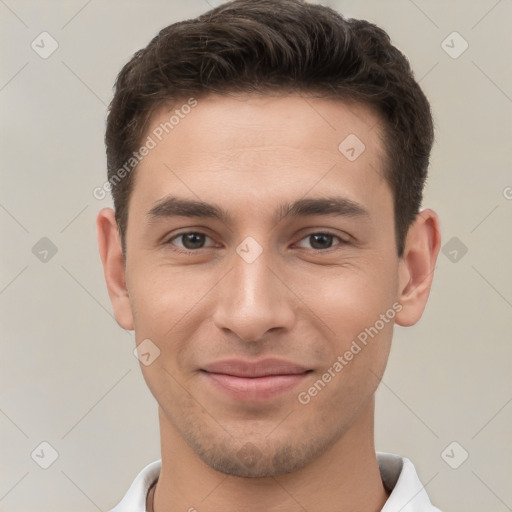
[200,358,313,401]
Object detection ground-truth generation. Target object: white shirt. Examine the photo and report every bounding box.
[109,452,442,512]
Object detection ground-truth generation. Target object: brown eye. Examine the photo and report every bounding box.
[295,232,347,251]
[166,232,215,253]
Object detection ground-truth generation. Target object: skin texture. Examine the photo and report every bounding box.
[97,93,441,512]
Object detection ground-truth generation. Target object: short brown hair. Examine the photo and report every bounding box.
[105,0,434,258]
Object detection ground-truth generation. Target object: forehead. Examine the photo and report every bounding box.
[131,93,390,220]
[145,93,384,156]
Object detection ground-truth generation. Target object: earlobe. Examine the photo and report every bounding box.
[395,209,441,327]
[96,208,134,331]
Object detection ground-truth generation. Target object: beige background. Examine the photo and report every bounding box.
[1,0,511,511]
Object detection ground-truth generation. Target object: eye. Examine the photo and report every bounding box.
[165,231,216,254]
[165,230,349,255]
[295,232,348,251]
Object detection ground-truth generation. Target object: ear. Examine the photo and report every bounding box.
[395,208,441,327]
[96,208,134,330]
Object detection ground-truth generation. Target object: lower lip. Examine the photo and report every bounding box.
[202,371,310,401]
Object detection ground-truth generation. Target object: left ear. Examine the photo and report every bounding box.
[395,208,441,327]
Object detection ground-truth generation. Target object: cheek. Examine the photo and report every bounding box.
[128,262,206,332]
[298,259,398,342]
[128,263,219,381]
[128,265,204,401]
[298,318,394,421]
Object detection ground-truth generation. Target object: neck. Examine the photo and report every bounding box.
[151,399,388,512]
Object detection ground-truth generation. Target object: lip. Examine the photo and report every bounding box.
[202,358,311,377]
[200,358,312,402]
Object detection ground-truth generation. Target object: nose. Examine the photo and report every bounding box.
[212,243,296,342]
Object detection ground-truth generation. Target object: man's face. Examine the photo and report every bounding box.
[120,94,403,476]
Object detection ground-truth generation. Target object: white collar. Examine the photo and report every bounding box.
[378,452,441,512]
[109,452,441,512]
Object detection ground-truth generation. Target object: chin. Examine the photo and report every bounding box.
[187,425,338,478]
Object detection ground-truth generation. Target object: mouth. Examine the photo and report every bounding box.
[200,358,313,401]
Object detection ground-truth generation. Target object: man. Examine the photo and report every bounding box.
[97,0,442,510]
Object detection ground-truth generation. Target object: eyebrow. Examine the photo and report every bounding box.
[146,195,370,225]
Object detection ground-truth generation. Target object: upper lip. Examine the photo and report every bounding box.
[201,358,311,378]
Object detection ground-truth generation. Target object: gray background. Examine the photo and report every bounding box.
[1,0,511,511]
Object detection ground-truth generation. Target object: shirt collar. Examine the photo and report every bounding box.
[377,452,441,512]
[109,452,441,512]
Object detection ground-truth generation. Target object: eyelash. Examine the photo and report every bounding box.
[164,230,349,255]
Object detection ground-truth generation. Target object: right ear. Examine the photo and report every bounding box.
[96,208,134,330]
